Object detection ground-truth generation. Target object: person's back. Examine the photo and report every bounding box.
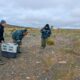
[12,30,24,41]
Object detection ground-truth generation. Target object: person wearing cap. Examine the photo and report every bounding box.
[40,24,51,48]
[0,20,6,64]
[12,29,28,53]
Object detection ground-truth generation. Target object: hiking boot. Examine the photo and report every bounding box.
[18,51,21,53]
[0,59,5,65]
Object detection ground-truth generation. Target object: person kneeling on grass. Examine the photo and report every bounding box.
[12,29,28,53]
[40,24,52,48]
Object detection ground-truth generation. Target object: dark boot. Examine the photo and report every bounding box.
[0,59,5,65]
[17,46,21,53]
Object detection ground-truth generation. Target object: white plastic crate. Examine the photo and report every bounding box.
[1,43,18,53]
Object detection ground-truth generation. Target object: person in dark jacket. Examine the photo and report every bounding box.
[0,20,6,43]
[41,24,51,48]
[12,29,28,53]
[0,20,6,64]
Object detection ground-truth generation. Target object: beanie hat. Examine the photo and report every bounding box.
[1,20,6,24]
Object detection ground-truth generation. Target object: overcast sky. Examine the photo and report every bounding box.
[0,0,80,28]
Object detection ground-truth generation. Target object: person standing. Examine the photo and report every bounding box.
[0,20,6,64]
[40,24,51,48]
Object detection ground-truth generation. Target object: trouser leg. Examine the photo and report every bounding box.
[0,43,2,60]
[13,40,22,53]
[0,43,5,65]
[17,45,21,53]
[41,38,47,48]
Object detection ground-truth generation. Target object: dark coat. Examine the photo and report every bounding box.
[41,26,51,39]
[12,30,25,41]
[0,24,4,42]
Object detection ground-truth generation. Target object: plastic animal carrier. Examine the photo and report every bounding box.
[1,43,18,58]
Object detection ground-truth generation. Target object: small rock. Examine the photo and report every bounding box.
[58,79,62,80]
[26,77,31,80]
[58,61,67,64]
[45,78,48,80]
[11,71,14,75]
[36,61,41,64]
[52,51,55,54]
[36,76,39,78]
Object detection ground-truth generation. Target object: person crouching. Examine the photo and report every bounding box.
[12,29,28,53]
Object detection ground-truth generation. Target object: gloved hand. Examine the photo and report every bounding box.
[1,40,5,43]
[16,40,21,45]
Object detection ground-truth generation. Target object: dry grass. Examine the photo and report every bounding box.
[0,27,80,80]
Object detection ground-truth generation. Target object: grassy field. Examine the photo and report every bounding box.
[0,27,80,80]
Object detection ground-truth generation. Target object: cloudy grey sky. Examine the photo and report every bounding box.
[0,0,80,28]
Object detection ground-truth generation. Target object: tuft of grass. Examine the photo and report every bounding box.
[47,38,55,46]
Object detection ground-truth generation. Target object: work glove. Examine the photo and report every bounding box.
[16,40,21,45]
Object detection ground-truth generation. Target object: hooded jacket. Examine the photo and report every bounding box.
[41,25,51,39]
